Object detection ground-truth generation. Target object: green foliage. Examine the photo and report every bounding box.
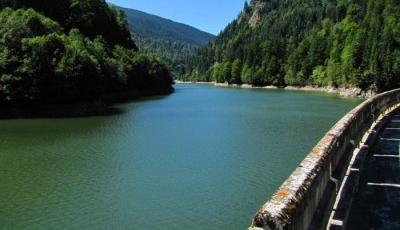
[187,0,400,92]
[0,0,136,49]
[241,64,254,84]
[212,63,223,83]
[311,66,327,86]
[231,59,242,84]
[133,36,200,77]
[119,7,215,78]
[0,6,172,105]
[211,62,234,83]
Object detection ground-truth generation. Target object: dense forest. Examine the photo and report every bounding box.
[120,6,215,77]
[184,0,400,92]
[0,0,173,106]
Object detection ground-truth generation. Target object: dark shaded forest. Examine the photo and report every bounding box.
[0,0,173,107]
[185,0,400,92]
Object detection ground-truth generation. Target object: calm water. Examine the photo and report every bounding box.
[0,84,361,229]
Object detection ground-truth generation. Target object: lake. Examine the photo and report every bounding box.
[0,84,361,229]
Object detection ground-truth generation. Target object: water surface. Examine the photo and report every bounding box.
[0,84,361,229]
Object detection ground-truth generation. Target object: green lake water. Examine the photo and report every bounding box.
[0,84,361,229]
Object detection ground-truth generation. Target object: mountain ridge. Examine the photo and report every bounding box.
[117,6,215,77]
[118,6,215,45]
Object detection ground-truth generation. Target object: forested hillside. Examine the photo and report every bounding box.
[185,0,400,92]
[119,6,215,77]
[0,0,173,107]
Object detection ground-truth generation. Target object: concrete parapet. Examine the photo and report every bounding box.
[250,89,400,230]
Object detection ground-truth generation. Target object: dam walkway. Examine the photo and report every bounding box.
[347,112,400,229]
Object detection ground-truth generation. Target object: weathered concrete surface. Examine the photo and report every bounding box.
[347,115,400,229]
[326,108,394,229]
[249,89,400,230]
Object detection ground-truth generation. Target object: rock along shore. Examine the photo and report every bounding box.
[175,80,375,98]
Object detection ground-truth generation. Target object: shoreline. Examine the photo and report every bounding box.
[175,80,375,98]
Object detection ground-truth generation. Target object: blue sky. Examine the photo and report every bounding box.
[107,0,247,35]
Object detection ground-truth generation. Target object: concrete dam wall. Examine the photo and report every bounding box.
[249,89,400,230]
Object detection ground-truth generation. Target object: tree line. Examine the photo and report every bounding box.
[184,0,400,92]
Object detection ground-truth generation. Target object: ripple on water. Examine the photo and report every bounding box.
[0,84,362,229]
